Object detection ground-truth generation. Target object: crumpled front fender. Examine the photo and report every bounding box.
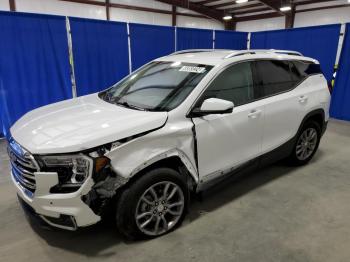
[105,120,198,184]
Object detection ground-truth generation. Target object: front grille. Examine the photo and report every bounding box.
[8,138,39,195]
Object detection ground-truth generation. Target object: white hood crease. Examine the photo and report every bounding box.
[10,94,168,154]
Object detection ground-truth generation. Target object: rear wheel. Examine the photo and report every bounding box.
[116,168,188,239]
[288,120,321,166]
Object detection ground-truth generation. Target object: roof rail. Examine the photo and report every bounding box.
[272,50,303,56]
[224,49,303,59]
[170,49,217,55]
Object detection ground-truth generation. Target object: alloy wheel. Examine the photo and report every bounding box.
[296,128,318,161]
[135,181,185,236]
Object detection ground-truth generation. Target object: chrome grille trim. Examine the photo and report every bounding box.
[15,156,36,170]
[12,162,35,177]
[8,138,39,194]
[11,161,35,182]
[12,166,36,190]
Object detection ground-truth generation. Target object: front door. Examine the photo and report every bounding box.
[192,62,264,182]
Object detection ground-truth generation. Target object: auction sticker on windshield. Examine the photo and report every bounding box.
[179,66,206,73]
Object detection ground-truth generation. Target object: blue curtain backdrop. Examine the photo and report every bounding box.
[0,102,3,137]
[251,24,341,81]
[330,23,350,121]
[215,30,248,50]
[0,11,72,137]
[70,17,129,96]
[177,27,213,51]
[130,23,175,70]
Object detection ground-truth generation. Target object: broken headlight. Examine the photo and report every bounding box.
[38,155,93,193]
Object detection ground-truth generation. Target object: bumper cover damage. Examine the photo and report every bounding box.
[12,170,101,230]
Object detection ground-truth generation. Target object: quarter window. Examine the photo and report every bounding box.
[201,62,254,106]
[289,61,303,83]
[292,61,322,77]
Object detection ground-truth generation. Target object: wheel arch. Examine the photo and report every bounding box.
[125,150,199,191]
[298,109,326,134]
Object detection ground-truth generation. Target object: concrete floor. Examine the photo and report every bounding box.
[1,119,350,262]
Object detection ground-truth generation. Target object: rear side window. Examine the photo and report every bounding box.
[254,60,295,98]
[292,61,322,77]
[201,62,254,106]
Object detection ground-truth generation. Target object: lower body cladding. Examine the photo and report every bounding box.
[12,170,102,230]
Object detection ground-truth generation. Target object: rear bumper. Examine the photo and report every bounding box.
[12,171,101,230]
[322,121,328,136]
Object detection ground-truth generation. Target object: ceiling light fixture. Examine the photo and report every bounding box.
[223,15,233,20]
[236,0,248,3]
[280,0,292,12]
[280,6,292,11]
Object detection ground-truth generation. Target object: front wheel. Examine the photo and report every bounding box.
[116,168,188,239]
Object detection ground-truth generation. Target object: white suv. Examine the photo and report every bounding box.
[8,49,330,239]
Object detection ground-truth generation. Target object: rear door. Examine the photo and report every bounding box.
[253,60,306,154]
[292,61,330,120]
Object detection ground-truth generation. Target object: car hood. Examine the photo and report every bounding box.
[10,94,168,154]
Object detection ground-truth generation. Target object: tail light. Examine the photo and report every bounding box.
[327,81,333,94]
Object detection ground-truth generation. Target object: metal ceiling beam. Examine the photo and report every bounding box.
[236,12,282,22]
[297,3,350,13]
[295,0,340,6]
[256,0,285,15]
[55,0,350,25]
[196,0,222,4]
[234,7,271,15]
[224,19,236,31]
[105,0,110,21]
[59,0,207,19]
[154,0,225,21]
[109,2,209,18]
[236,1,350,22]
[172,5,177,26]
[9,0,16,11]
[226,3,265,12]
[285,3,295,28]
[211,1,263,10]
[59,0,105,7]
[210,1,241,9]
[214,0,341,14]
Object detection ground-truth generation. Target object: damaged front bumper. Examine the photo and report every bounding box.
[12,170,101,230]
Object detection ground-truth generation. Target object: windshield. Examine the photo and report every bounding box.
[99,61,213,111]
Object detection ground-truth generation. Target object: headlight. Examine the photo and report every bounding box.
[40,155,92,184]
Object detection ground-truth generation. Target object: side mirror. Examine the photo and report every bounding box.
[190,98,234,117]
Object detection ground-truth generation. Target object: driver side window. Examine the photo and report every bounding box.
[201,62,254,107]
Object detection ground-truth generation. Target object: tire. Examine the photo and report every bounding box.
[287,120,321,166]
[116,167,188,239]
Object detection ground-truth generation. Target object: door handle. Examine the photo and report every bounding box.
[248,109,262,119]
[298,95,308,103]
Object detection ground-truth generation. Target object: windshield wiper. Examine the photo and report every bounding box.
[115,100,147,111]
